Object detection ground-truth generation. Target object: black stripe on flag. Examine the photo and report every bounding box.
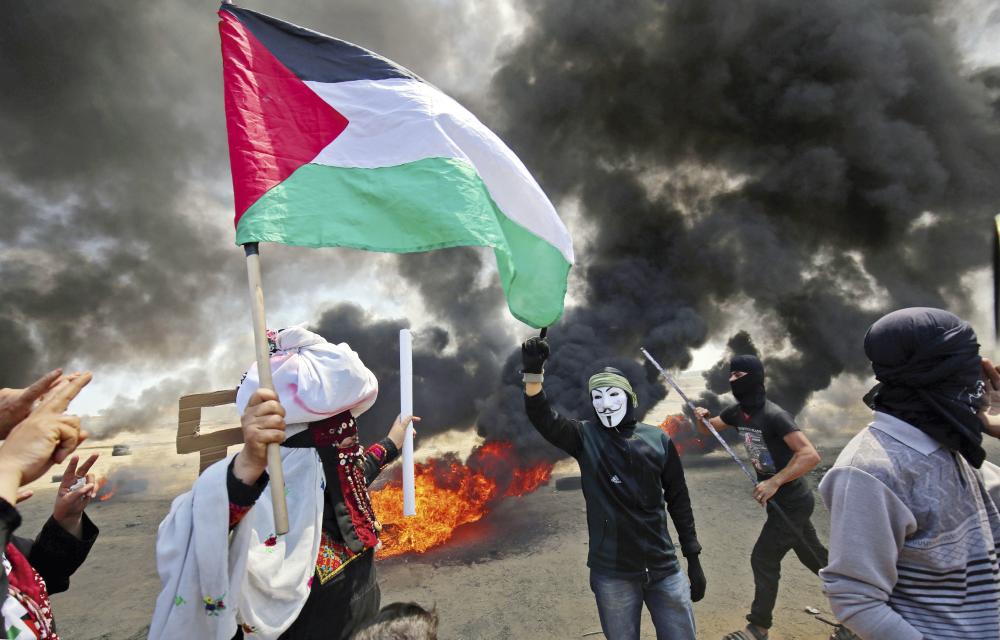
[220,4,421,84]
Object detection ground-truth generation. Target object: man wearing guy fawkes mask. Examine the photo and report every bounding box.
[695,355,828,640]
[521,335,705,640]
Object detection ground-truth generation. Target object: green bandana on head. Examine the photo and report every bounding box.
[588,370,638,408]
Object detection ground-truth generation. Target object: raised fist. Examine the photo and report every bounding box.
[521,336,550,374]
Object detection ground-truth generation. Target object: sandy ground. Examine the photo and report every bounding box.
[17,420,1000,640]
[12,436,860,640]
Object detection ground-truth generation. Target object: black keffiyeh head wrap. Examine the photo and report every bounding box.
[864,307,987,467]
[730,354,766,413]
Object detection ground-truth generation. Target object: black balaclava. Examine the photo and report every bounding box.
[730,354,766,413]
[864,307,986,468]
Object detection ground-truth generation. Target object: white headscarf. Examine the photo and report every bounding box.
[235,327,378,428]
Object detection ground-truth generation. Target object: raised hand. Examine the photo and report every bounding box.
[233,388,286,484]
[387,415,420,450]
[980,358,1000,437]
[521,336,550,374]
[54,454,100,538]
[0,369,64,436]
[0,373,92,505]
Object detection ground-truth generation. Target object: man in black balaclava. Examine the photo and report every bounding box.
[695,354,828,640]
[819,308,1000,640]
[521,335,706,640]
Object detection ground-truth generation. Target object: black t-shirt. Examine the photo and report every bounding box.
[720,399,799,481]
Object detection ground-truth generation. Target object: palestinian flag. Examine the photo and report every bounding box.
[219,4,573,328]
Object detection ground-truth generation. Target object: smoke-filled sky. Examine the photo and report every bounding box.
[2,0,998,450]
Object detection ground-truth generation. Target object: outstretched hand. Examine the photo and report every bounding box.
[0,369,65,436]
[0,373,92,507]
[54,454,100,538]
[388,415,420,450]
[980,358,1000,438]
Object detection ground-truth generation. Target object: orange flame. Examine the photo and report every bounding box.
[96,476,116,502]
[657,413,714,455]
[370,458,496,558]
[370,441,553,558]
[509,464,553,497]
[469,441,553,497]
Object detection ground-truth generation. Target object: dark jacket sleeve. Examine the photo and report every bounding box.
[227,457,269,529]
[363,438,400,487]
[227,457,269,507]
[524,391,584,458]
[662,438,702,557]
[25,514,99,594]
[0,498,21,604]
[0,498,19,551]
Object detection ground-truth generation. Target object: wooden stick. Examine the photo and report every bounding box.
[244,243,289,535]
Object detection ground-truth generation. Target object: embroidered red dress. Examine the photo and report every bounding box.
[227,411,398,640]
[0,499,99,640]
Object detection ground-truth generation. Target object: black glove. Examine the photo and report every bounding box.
[521,336,550,374]
[687,554,706,602]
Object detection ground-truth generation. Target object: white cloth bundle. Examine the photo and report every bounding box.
[150,329,380,639]
[236,326,379,428]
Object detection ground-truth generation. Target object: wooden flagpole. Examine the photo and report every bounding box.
[244,242,290,535]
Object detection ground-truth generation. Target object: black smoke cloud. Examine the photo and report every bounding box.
[0,1,512,435]
[0,4,237,386]
[310,301,499,444]
[312,0,1000,461]
[482,0,1000,422]
[6,0,1000,450]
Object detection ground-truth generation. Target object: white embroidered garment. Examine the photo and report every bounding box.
[150,330,379,639]
[149,447,324,640]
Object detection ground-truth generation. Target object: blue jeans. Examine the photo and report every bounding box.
[589,569,696,640]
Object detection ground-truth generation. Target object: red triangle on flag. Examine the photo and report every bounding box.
[220,10,349,223]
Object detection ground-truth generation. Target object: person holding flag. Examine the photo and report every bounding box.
[214,1,573,530]
[521,334,705,640]
[150,2,575,635]
[151,328,418,640]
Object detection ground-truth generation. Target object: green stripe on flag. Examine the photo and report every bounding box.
[235,157,570,327]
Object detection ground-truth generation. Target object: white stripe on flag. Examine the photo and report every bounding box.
[306,78,574,264]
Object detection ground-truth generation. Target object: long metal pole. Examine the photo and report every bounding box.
[244,243,290,535]
[640,347,825,567]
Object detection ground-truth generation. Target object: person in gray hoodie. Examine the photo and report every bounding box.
[820,307,1000,640]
